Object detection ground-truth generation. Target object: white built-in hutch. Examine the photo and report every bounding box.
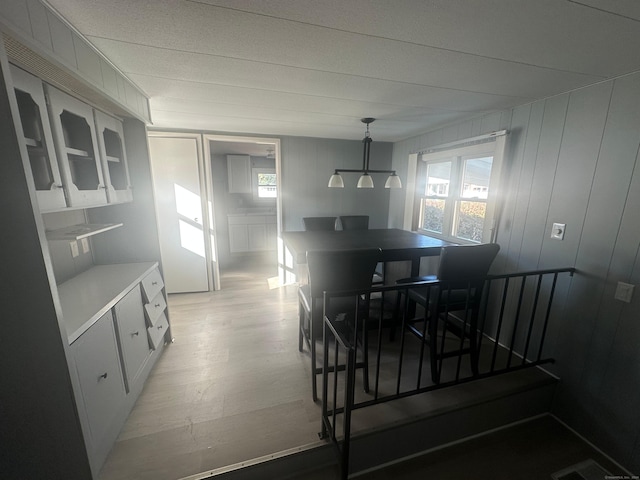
[0,2,170,478]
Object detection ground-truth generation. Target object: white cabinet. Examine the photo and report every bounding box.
[46,85,108,208]
[228,215,276,253]
[140,267,169,350]
[227,154,251,193]
[229,223,250,252]
[113,284,151,391]
[10,65,67,211]
[73,310,126,457]
[95,110,133,204]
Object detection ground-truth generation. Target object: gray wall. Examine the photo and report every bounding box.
[389,73,640,472]
[281,135,393,232]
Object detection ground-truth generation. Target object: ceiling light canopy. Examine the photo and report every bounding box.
[328,118,402,189]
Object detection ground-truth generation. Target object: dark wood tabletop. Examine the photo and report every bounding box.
[282,228,452,267]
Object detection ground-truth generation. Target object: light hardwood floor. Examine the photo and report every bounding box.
[99,259,324,480]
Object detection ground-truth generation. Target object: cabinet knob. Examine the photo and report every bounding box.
[152,281,158,285]
[158,325,163,329]
[98,372,108,381]
[155,303,160,307]
[132,331,139,336]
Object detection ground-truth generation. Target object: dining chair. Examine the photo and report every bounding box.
[338,215,386,284]
[303,216,338,231]
[298,248,382,401]
[397,243,500,383]
[339,215,369,230]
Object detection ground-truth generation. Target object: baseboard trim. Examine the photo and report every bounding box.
[549,414,634,476]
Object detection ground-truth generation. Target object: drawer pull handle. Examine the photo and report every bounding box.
[158,325,163,329]
[132,331,139,336]
[152,281,158,285]
[99,372,108,381]
[155,303,161,307]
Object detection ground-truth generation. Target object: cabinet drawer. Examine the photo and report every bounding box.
[114,284,151,390]
[141,268,164,300]
[74,311,126,448]
[144,290,166,327]
[147,312,169,350]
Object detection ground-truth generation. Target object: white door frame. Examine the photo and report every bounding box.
[203,134,282,287]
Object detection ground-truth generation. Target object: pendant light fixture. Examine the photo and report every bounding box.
[328,118,402,189]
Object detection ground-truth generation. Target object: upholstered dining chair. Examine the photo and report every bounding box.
[339,215,369,230]
[303,216,338,231]
[397,243,500,383]
[298,248,382,401]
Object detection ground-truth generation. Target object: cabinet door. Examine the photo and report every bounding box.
[45,85,107,207]
[227,155,251,193]
[94,110,133,204]
[10,65,67,211]
[114,284,150,391]
[228,224,249,252]
[266,221,277,251]
[248,223,267,251]
[73,311,125,450]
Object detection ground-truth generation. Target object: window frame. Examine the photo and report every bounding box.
[416,141,505,244]
[251,167,277,202]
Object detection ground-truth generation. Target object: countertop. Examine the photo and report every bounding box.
[227,208,276,217]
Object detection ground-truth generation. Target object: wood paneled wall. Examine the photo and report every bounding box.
[389,73,640,472]
[281,135,392,232]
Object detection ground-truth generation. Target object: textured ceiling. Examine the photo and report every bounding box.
[45,0,640,142]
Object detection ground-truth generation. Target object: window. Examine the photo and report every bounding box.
[416,140,504,244]
[252,167,277,200]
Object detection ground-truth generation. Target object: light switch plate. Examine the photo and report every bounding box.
[614,281,634,303]
[81,237,90,254]
[551,223,566,240]
[70,240,79,258]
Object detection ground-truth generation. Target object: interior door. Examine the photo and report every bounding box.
[148,135,210,293]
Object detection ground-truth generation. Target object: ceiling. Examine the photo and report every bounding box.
[45,0,640,143]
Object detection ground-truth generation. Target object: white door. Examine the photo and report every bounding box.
[148,135,210,293]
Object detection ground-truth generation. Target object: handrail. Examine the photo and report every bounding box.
[319,266,576,480]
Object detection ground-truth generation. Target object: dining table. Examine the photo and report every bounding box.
[282,228,453,279]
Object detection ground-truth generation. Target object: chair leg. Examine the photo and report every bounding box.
[469,310,480,377]
[429,310,441,384]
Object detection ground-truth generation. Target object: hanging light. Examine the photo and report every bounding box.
[328,118,402,189]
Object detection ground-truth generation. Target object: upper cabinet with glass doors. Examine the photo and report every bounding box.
[45,84,107,208]
[95,110,133,203]
[10,65,67,211]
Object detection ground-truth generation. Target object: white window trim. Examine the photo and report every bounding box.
[412,137,507,244]
[251,167,277,202]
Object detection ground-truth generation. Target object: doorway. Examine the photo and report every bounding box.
[205,135,282,287]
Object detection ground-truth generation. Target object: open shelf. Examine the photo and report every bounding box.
[66,146,91,158]
[45,222,123,241]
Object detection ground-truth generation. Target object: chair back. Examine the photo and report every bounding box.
[303,216,337,231]
[436,243,500,291]
[339,215,369,230]
[306,248,381,299]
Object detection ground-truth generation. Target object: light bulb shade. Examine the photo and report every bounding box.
[357,174,374,188]
[328,173,344,188]
[384,173,402,189]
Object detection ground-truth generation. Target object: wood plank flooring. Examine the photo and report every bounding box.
[99,260,324,480]
[98,259,588,480]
